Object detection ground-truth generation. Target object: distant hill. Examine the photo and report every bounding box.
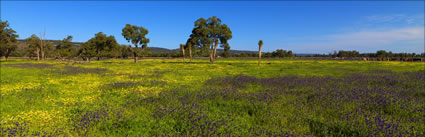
[18,39,84,45]
[149,47,257,53]
[17,39,315,55]
[17,39,84,49]
[148,47,176,53]
[293,53,317,57]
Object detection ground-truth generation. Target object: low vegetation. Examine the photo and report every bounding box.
[1,59,424,136]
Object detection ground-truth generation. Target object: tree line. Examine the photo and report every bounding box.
[1,19,423,63]
[1,17,233,64]
[314,50,424,58]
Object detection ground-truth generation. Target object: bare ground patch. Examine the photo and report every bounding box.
[53,66,108,75]
[2,63,55,69]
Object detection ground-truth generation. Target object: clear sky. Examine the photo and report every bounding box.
[1,1,424,53]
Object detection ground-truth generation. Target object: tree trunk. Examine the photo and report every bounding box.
[36,48,40,61]
[86,57,90,62]
[258,45,262,66]
[40,31,46,60]
[189,45,192,63]
[209,43,215,64]
[140,47,145,61]
[41,47,44,60]
[134,45,138,63]
[5,49,8,61]
[97,50,100,61]
[41,42,44,60]
[213,40,219,59]
[134,52,138,63]
[209,40,219,64]
[209,50,214,63]
[181,46,185,63]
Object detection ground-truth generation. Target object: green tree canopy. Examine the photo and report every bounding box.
[86,32,119,60]
[258,40,263,47]
[78,42,96,62]
[272,49,294,58]
[122,24,150,63]
[54,35,78,59]
[25,34,41,60]
[119,44,133,58]
[0,20,19,61]
[189,16,232,63]
[222,43,231,58]
[376,50,388,58]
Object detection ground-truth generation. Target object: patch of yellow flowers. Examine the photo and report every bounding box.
[57,75,103,95]
[2,110,67,128]
[60,97,79,105]
[116,86,162,98]
[0,82,41,96]
[82,95,100,104]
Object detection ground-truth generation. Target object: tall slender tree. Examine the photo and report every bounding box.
[258,40,263,66]
[122,24,150,63]
[39,29,46,60]
[180,44,185,63]
[0,21,19,61]
[187,42,192,62]
[186,36,196,62]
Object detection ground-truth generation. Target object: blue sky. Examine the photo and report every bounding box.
[1,1,424,53]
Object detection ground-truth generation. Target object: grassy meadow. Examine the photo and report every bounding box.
[1,59,424,136]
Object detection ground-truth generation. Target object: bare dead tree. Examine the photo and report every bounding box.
[39,29,46,60]
[180,44,185,63]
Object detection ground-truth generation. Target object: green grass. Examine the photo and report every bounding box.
[1,59,424,136]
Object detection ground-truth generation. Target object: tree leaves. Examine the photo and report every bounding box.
[83,32,119,58]
[122,24,149,48]
[0,20,19,59]
[188,16,232,62]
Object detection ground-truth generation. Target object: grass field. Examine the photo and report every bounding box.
[1,59,424,136]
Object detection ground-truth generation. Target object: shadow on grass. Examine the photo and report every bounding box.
[53,66,108,75]
[2,63,55,69]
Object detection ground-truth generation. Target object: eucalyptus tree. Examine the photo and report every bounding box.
[122,24,150,63]
[25,34,41,61]
[119,44,133,59]
[0,21,19,61]
[189,16,232,63]
[287,50,294,57]
[78,42,96,62]
[86,32,118,60]
[258,40,263,66]
[42,41,53,58]
[54,36,78,59]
